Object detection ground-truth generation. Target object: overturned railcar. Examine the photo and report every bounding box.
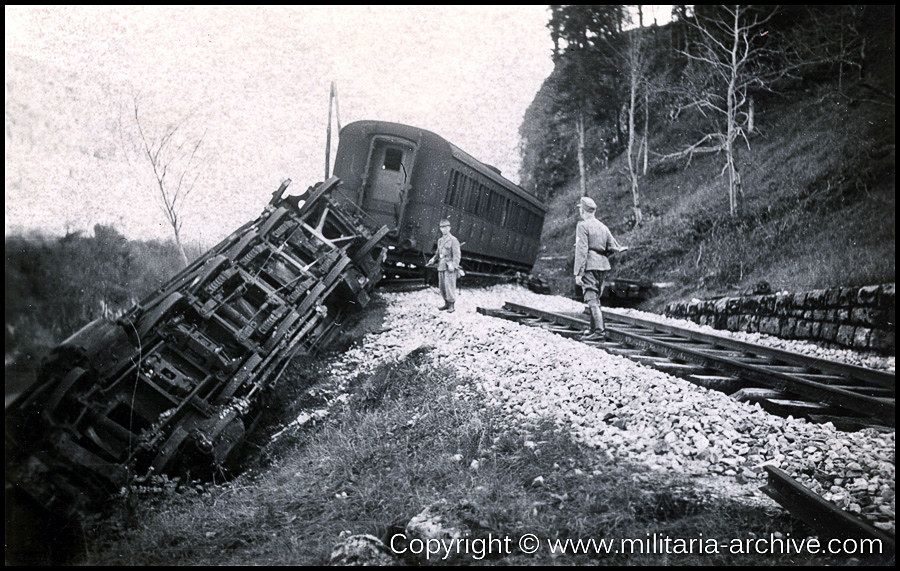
[5,177,388,520]
[332,120,547,280]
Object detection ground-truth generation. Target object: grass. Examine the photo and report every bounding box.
[75,345,867,566]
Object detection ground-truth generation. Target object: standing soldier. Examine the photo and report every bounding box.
[573,197,627,342]
[427,218,461,313]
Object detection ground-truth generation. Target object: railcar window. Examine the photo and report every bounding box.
[466,182,478,213]
[446,171,459,206]
[476,183,487,215]
[461,180,471,212]
[383,148,403,171]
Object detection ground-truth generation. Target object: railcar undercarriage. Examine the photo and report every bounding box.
[5,177,388,522]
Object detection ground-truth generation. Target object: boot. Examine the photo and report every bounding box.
[438,304,450,311]
[579,329,606,342]
[588,303,605,335]
[446,302,455,313]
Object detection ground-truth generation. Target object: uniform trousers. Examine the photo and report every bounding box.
[438,270,458,304]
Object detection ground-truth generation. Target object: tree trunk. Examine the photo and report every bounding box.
[627,53,643,226]
[174,232,190,267]
[577,112,587,197]
[642,89,650,174]
[726,7,741,217]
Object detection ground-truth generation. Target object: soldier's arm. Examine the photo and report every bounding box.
[574,224,588,277]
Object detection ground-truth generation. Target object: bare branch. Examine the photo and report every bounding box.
[654,133,724,162]
[133,97,205,266]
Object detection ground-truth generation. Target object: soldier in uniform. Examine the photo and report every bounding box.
[574,196,627,342]
[427,218,461,313]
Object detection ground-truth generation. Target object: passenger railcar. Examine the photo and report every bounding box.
[332,120,546,280]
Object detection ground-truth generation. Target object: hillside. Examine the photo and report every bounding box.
[528,14,895,312]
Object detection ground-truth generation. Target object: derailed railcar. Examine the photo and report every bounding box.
[332,120,546,280]
[5,177,388,522]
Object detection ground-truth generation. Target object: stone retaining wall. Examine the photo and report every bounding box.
[664,284,895,353]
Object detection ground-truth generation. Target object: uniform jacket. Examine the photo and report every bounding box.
[574,217,621,276]
[434,234,461,272]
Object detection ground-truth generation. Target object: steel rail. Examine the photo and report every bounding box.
[487,302,894,425]
[602,309,894,390]
[761,466,895,555]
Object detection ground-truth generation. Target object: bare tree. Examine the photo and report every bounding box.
[669,5,777,217]
[624,19,649,226]
[133,98,205,266]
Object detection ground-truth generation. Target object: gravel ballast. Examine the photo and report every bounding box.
[314,285,895,536]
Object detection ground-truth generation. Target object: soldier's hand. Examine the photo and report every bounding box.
[574,275,584,287]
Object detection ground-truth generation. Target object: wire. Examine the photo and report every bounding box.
[122,317,143,463]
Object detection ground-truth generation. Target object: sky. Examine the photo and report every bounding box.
[5,5,559,245]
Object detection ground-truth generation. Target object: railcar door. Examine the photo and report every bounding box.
[362,138,415,231]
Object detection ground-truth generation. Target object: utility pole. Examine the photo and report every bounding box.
[325,81,342,180]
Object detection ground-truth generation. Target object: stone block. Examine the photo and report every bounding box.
[741,296,760,313]
[726,297,742,313]
[819,322,838,342]
[857,285,880,305]
[714,298,729,313]
[713,313,728,329]
[760,317,781,335]
[824,287,842,307]
[808,321,822,338]
[835,309,850,323]
[774,292,792,315]
[852,327,872,349]
[812,309,828,321]
[851,307,893,327]
[727,315,741,330]
[838,287,856,307]
[781,318,798,338]
[836,324,856,347]
[687,300,702,316]
[795,320,815,339]
[869,329,895,353]
[804,289,829,308]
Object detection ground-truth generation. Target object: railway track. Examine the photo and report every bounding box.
[480,300,896,553]
[477,301,895,430]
